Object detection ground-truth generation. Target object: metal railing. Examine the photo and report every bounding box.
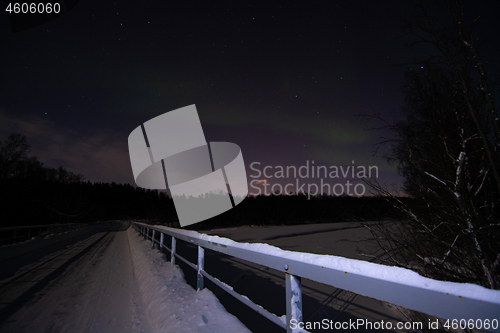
[0,223,87,246]
[133,221,500,333]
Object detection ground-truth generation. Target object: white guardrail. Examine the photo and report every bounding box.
[132,222,500,333]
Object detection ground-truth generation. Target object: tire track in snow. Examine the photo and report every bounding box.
[0,225,115,326]
[0,221,153,333]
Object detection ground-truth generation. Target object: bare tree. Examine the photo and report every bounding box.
[0,133,30,180]
[363,0,500,289]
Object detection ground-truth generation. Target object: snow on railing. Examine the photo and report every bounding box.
[132,222,500,333]
[0,223,87,246]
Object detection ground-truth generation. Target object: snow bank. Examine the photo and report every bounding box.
[127,227,251,333]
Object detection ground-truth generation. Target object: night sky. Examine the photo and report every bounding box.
[1,1,498,196]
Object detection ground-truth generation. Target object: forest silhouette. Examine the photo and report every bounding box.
[0,133,415,229]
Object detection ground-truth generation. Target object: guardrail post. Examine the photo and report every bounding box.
[145,227,148,240]
[159,232,164,253]
[171,237,176,265]
[151,230,156,248]
[197,246,204,291]
[286,273,303,333]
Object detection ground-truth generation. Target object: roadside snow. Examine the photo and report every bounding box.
[127,227,251,333]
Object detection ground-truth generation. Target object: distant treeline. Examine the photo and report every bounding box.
[0,178,177,228]
[0,133,176,228]
[1,133,420,229]
[1,177,417,229]
[187,193,421,230]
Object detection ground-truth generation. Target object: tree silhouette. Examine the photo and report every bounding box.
[0,133,30,181]
[364,0,500,289]
[0,133,176,227]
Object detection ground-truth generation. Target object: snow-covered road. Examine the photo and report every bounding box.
[0,222,249,333]
[0,222,153,332]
